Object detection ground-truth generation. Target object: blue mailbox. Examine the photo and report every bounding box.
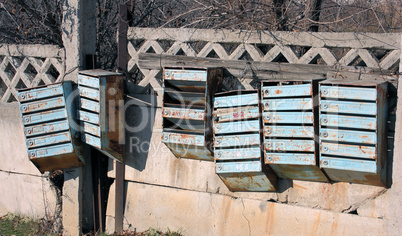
[213,90,277,191]
[78,70,124,162]
[18,82,84,172]
[261,79,328,182]
[319,80,388,187]
[162,67,223,161]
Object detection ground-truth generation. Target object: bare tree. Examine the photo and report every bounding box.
[0,0,400,70]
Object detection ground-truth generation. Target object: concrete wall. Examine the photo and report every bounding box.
[104,95,398,235]
[0,102,57,219]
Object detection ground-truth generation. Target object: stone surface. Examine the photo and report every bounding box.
[106,181,387,236]
[0,103,57,219]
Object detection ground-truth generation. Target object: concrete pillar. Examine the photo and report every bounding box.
[61,0,96,235]
[388,34,402,235]
[62,0,97,82]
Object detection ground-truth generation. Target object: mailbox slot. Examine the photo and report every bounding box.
[213,90,277,192]
[319,80,388,187]
[262,79,328,182]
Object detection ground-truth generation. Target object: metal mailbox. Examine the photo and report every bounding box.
[18,82,84,172]
[78,70,124,162]
[319,80,388,187]
[213,90,277,191]
[162,67,223,161]
[262,79,328,182]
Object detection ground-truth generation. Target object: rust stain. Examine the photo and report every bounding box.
[265,202,275,234]
[275,89,282,95]
[330,215,339,236]
[312,212,321,235]
[293,183,308,191]
[370,201,375,218]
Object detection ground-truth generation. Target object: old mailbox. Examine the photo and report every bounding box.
[319,80,388,187]
[78,70,124,162]
[18,82,84,172]
[213,90,277,191]
[262,79,328,182]
[162,67,223,161]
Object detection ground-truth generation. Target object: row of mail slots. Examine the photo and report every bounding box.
[18,70,124,172]
[18,67,388,189]
[161,68,389,189]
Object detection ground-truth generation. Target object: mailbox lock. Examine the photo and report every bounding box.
[21,106,27,111]
[266,115,271,121]
[323,90,329,95]
[322,132,329,138]
[27,140,33,146]
[164,110,169,115]
[323,146,329,152]
[215,139,220,145]
[29,151,36,157]
[266,143,271,147]
[216,152,221,157]
[267,156,272,161]
[165,72,170,78]
[266,129,271,134]
[217,166,222,171]
[26,129,32,134]
[323,118,328,123]
[323,104,328,109]
[265,103,269,108]
[20,94,25,99]
[214,116,219,122]
[323,160,329,166]
[163,135,169,141]
[265,89,269,95]
[24,117,30,123]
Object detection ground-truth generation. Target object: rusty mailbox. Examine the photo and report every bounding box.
[162,67,223,161]
[78,70,124,162]
[213,90,277,191]
[319,80,388,187]
[262,79,328,182]
[18,82,84,172]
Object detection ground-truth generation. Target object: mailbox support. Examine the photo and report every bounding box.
[162,67,223,161]
[319,79,388,187]
[213,90,277,191]
[261,79,328,182]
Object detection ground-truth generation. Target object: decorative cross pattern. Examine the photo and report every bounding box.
[127,28,400,91]
[0,44,65,102]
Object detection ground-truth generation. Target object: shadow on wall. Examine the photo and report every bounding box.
[124,82,158,172]
[387,83,397,188]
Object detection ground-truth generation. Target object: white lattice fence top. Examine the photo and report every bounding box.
[127,27,401,91]
[0,44,65,102]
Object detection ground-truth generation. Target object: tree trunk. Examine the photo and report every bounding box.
[305,0,323,32]
[273,0,288,31]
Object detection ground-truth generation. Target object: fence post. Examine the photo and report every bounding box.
[61,0,97,235]
[388,33,402,236]
[115,3,129,233]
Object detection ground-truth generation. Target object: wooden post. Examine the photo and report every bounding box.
[115,3,129,233]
